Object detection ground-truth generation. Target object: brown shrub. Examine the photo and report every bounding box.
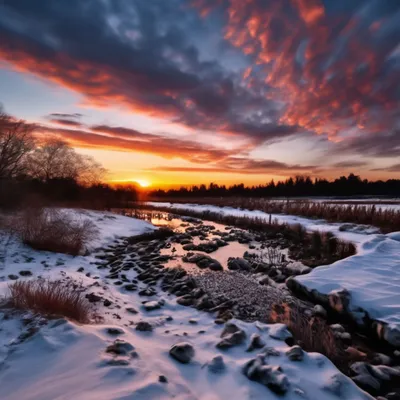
[7,279,92,323]
[5,207,98,255]
[270,303,348,371]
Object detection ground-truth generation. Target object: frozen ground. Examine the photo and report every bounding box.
[148,202,400,347]
[0,209,371,400]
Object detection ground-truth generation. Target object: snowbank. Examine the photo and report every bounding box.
[294,232,400,347]
[0,209,371,399]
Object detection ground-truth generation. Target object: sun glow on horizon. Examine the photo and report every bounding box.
[135,179,151,188]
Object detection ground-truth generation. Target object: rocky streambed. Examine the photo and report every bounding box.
[97,210,400,398]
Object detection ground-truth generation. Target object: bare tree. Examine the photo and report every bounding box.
[0,106,36,179]
[27,138,106,185]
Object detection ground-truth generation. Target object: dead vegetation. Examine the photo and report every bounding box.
[3,207,98,255]
[270,302,348,372]
[7,279,92,323]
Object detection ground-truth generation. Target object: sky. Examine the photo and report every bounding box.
[0,0,399,188]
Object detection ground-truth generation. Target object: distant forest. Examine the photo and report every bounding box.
[150,174,400,198]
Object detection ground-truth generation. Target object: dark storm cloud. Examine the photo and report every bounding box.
[0,0,299,145]
[336,130,400,158]
[331,161,371,168]
[0,0,399,161]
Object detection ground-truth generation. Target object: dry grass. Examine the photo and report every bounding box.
[4,207,98,255]
[7,279,92,323]
[148,197,400,233]
[270,302,348,371]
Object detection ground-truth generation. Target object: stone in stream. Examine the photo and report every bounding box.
[227,257,251,271]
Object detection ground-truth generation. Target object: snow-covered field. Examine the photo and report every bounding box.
[148,202,400,347]
[0,209,371,400]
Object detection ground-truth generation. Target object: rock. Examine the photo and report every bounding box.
[86,293,102,303]
[158,375,168,383]
[139,287,156,296]
[372,353,392,366]
[143,300,163,311]
[352,374,380,393]
[107,327,125,336]
[19,270,32,277]
[243,355,289,395]
[285,346,304,361]
[106,339,135,356]
[124,284,137,291]
[246,334,266,352]
[369,365,400,381]
[335,331,352,344]
[262,347,281,357]
[135,321,153,332]
[8,274,19,280]
[284,262,311,276]
[103,299,112,307]
[189,319,198,324]
[169,342,195,364]
[208,355,225,373]
[227,257,251,271]
[217,322,247,349]
[313,305,327,318]
[209,261,223,271]
[330,323,345,333]
[386,392,400,400]
[126,307,138,314]
[268,324,292,341]
[177,295,194,307]
[196,294,214,310]
[105,359,130,366]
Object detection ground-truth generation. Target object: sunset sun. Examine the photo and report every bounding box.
[135,179,151,188]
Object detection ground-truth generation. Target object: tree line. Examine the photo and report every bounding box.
[150,174,400,199]
[0,106,138,209]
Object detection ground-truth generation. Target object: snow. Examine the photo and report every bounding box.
[67,208,156,250]
[148,202,400,346]
[295,232,400,340]
[0,208,371,399]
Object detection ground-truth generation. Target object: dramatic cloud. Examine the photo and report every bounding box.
[149,158,317,175]
[195,0,400,139]
[36,124,231,164]
[0,0,301,146]
[0,0,399,179]
[331,161,370,168]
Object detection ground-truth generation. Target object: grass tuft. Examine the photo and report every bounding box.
[4,207,98,255]
[7,279,92,323]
